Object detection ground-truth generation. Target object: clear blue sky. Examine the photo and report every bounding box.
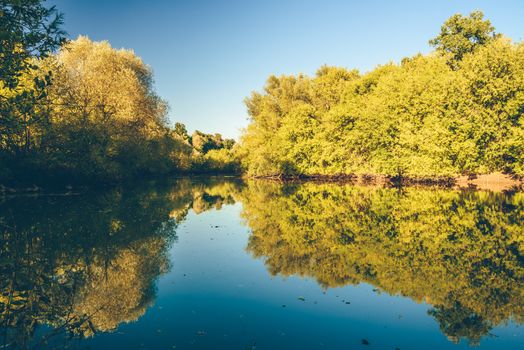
[49,0,524,139]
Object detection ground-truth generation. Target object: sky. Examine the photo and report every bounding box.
[48,0,524,139]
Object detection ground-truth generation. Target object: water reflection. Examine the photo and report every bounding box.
[0,178,242,349]
[240,181,524,346]
[0,178,522,348]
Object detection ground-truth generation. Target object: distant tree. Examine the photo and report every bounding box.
[191,130,225,154]
[429,11,498,64]
[174,122,189,141]
[223,138,235,150]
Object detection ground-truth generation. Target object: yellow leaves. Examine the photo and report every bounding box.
[52,36,157,125]
[240,21,524,177]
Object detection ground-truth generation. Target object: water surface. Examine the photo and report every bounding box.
[0,178,522,349]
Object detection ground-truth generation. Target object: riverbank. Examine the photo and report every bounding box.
[3,172,522,196]
[252,172,524,192]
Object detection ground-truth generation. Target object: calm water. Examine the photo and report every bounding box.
[0,177,522,350]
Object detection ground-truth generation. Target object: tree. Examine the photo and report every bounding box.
[0,0,66,160]
[223,138,235,150]
[174,122,190,141]
[429,11,498,64]
[36,36,175,180]
[239,12,524,178]
[191,130,225,154]
[0,0,65,88]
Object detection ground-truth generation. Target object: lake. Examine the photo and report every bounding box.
[0,177,522,349]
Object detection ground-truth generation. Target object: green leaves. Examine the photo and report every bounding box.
[0,0,66,89]
[429,11,498,67]
[240,12,524,178]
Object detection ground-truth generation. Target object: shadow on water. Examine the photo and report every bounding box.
[0,177,522,348]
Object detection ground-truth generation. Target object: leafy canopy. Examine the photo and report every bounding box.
[429,10,498,63]
[0,0,65,89]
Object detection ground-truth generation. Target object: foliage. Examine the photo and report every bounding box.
[239,12,524,178]
[191,147,241,174]
[1,36,241,185]
[37,36,197,180]
[0,0,66,177]
[191,130,235,154]
[189,130,240,173]
[429,10,498,65]
[0,0,65,88]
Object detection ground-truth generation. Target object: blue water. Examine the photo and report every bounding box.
[1,178,522,349]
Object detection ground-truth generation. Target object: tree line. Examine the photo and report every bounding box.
[239,11,524,179]
[2,3,523,185]
[0,1,239,187]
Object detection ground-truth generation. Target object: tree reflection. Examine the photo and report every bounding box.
[241,181,524,345]
[0,178,241,349]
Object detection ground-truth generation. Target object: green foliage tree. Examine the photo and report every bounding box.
[174,122,190,141]
[191,130,224,153]
[239,12,524,179]
[429,10,498,64]
[0,0,66,178]
[0,0,65,88]
[190,130,240,173]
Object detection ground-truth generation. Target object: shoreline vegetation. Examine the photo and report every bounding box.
[1,3,523,192]
[238,12,524,183]
[2,172,522,196]
[1,2,240,189]
[252,172,524,192]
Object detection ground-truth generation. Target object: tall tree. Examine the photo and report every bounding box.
[429,10,498,64]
